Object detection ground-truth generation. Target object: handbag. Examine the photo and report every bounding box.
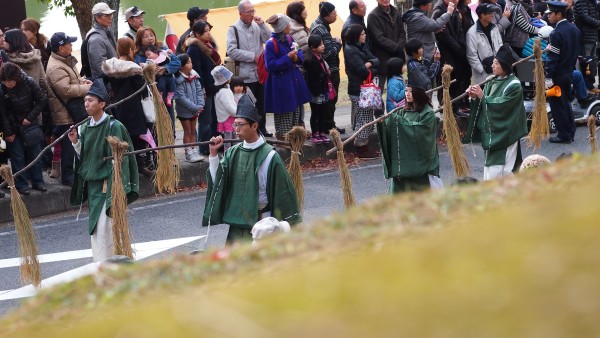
[19,122,44,147]
[49,80,88,123]
[141,86,156,123]
[358,72,383,110]
[327,79,336,100]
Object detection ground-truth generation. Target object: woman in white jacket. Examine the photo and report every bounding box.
[212,66,238,151]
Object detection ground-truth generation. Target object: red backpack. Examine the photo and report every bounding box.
[257,37,278,85]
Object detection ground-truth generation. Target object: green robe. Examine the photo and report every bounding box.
[377,105,440,193]
[463,74,528,168]
[203,142,301,230]
[70,115,139,235]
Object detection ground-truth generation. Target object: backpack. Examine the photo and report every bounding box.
[80,30,99,78]
[257,37,278,85]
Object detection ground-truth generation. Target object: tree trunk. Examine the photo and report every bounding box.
[71,0,120,40]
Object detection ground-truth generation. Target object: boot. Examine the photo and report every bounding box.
[136,155,154,178]
[356,145,378,159]
[50,160,60,178]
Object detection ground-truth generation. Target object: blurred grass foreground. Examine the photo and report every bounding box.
[2,153,600,337]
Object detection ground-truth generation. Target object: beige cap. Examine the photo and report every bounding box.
[92,2,116,15]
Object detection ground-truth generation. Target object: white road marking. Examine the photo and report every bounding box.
[0,235,204,301]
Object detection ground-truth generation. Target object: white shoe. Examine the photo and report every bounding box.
[189,150,204,163]
[185,149,192,162]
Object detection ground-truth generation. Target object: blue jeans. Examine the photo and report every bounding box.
[7,134,44,190]
[572,70,588,100]
[197,95,213,154]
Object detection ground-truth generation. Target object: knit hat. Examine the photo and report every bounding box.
[211,65,233,86]
[236,95,261,123]
[519,154,551,171]
[87,78,110,103]
[266,14,291,34]
[319,2,336,17]
[495,44,519,74]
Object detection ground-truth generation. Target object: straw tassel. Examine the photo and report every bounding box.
[142,63,180,194]
[106,136,134,259]
[441,64,471,177]
[588,115,597,154]
[330,129,355,208]
[0,165,41,287]
[528,39,550,149]
[285,126,307,212]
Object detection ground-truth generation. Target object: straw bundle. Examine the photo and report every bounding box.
[528,39,550,149]
[588,115,597,154]
[330,129,355,208]
[0,165,41,287]
[285,126,307,211]
[142,63,179,194]
[441,65,471,177]
[107,136,134,259]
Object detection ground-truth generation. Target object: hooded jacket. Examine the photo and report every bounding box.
[403,6,452,61]
[46,52,91,126]
[102,58,148,136]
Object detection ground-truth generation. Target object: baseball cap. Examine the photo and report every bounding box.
[92,2,116,15]
[125,6,145,21]
[50,32,77,49]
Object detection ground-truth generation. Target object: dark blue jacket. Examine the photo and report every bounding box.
[545,19,581,79]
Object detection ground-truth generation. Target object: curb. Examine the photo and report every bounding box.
[0,131,380,224]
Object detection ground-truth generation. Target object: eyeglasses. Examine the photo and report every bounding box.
[243,9,256,14]
[232,122,249,128]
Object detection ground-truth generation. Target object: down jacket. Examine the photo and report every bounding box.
[174,70,205,119]
[466,21,503,83]
[574,0,600,44]
[102,58,149,137]
[344,43,380,97]
[46,52,92,126]
[0,73,46,137]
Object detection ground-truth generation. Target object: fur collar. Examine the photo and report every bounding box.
[185,37,218,57]
[102,58,142,78]
[7,49,41,65]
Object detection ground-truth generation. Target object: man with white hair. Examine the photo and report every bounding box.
[83,2,117,79]
[226,0,273,137]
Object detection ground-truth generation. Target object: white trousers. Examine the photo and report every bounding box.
[483,142,519,181]
[91,201,114,262]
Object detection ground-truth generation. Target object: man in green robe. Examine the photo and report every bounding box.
[68,79,139,262]
[463,44,528,181]
[377,76,442,193]
[203,95,301,242]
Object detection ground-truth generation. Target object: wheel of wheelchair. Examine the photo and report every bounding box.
[591,105,600,126]
[547,112,557,134]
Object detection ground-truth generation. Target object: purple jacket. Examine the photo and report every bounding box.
[264,33,311,114]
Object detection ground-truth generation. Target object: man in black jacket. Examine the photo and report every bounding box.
[342,0,368,46]
[574,0,600,56]
[367,0,406,91]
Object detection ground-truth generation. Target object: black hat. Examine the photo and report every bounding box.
[236,95,261,123]
[476,3,496,16]
[495,44,519,73]
[50,32,77,50]
[87,78,110,103]
[545,1,567,13]
[413,0,433,7]
[319,2,336,17]
[187,7,209,22]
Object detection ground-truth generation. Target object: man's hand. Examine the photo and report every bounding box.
[5,134,15,143]
[503,5,511,18]
[447,2,456,14]
[365,61,372,69]
[68,126,78,144]
[254,16,264,25]
[209,135,224,157]
[434,50,441,62]
[83,79,93,85]
[466,85,483,99]
[22,119,31,126]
